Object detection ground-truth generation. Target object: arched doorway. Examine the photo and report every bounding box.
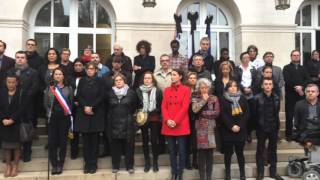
[176,0,234,60]
[295,0,320,63]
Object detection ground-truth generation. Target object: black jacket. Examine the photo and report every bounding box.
[188,66,212,81]
[294,99,320,145]
[283,63,310,95]
[7,67,39,121]
[0,88,26,142]
[136,87,162,118]
[27,51,44,71]
[133,55,155,89]
[233,66,260,95]
[253,92,280,131]
[60,61,74,85]
[105,53,133,73]
[106,89,137,141]
[304,59,320,83]
[189,51,215,73]
[75,76,105,133]
[0,55,15,87]
[220,95,249,142]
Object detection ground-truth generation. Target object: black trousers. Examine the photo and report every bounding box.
[70,132,79,157]
[110,138,135,170]
[285,93,304,138]
[186,120,197,166]
[223,142,245,176]
[141,121,161,161]
[247,98,256,136]
[48,112,70,167]
[198,149,213,180]
[256,130,278,176]
[82,132,99,169]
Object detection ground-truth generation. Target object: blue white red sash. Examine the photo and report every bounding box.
[49,86,74,131]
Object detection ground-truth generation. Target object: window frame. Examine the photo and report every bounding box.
[29,0,115,60]
[178,0,234,60]
[295,0,320,64]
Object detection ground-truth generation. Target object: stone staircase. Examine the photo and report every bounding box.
[0,112,304,180]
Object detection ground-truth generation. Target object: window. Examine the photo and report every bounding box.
[295,0,320,64]
[178,1,233,60]
[31,0,113,60]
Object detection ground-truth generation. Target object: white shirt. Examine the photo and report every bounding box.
[250,58,265,69]
[239,64,253,88]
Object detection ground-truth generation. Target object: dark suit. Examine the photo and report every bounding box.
[0,55,15,87]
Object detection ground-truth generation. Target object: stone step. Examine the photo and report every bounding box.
[36,113,288,136]
[10,140,301,159]
[0,149,304,173]
[0,163,299,180]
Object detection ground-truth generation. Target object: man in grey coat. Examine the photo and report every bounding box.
[258,52,284,98]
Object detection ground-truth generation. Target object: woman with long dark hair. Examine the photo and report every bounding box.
[136,71,162,172]
[162,69,191,180]
[75,62,105,174]
[220,80,249,180]
[44,68,73,175]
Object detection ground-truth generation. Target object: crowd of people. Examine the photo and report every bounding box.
[0,37,320,180]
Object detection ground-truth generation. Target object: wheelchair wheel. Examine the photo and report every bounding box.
[287,161,304,178]
[303,170,320,180]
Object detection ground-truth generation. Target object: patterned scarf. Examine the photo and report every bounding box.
[139,85,157,112]
[112,84,129,100]
[224,91,243,116]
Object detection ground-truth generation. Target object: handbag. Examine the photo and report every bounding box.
[135,109,148,126]
[20,121,34,142]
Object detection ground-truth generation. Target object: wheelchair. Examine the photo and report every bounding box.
[287,145,320,180]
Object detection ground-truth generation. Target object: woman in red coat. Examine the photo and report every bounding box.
[161,69,191,180]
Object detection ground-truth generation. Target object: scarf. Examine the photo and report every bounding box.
[14,63,29,76]
[112,84,129,100]
[139,85,157,112]
[224,91,243,116]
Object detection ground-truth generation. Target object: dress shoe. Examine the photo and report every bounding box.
[22,155,31,162]
[51,166,58,175]
[270,174,284,180]
[153,161,159,172]
[171,173,177,180]
[56,165,63,175]
[144,159,151,172]
[112,169,119,173]
[256,174,264,180]
[128,169,135,174]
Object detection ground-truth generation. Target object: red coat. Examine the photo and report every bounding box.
[161,83,191,136]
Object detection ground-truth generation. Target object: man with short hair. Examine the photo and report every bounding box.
[189,54,212,81]
[169,40,188,71]
[0,40,15,87]
[7,51,39,162]
[294,84,320,147]
[189,37,215,74]
[154,54,173,92]
[91,53,109,78]
[283,50,311,141]
[254,78,284,180]
[25,39,44,70]
[258,52,284,97]
[106,43,133,73]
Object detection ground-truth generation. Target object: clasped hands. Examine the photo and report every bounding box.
[84,106,94,115]
[166,119,176,128]
[2,119,14,126]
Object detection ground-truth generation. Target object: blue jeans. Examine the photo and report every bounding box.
[166,136,187,175]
